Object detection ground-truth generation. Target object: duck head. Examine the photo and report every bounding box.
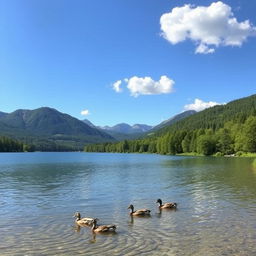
[73,212,81,220]
[156,199,162,206]
[127,204,134,213]
[91,218,99,230]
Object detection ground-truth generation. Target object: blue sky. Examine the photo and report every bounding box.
[0,0,256,126]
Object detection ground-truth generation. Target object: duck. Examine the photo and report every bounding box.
[127,204,151,216]
[91,218,116,233]
[156,199,177,209]
[73,212,94,226]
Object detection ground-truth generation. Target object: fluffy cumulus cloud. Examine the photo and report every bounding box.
[126,75,174,97]
[184,99,224,112]
[112,80,122,93]
[81,109,90,116]
[160,1,256,54]
[113,76,175,97]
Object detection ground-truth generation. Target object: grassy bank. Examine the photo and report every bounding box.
[177,152,256,157]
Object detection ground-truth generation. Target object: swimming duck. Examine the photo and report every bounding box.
[91,218,116,233]
[73,212,94,226]
[156,199,177,209]
[127,204,151,216]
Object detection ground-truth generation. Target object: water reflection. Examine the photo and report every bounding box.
[252,158,256,173]
[129,215,134,225]
[73,224,81,233]
[0,153,256,256]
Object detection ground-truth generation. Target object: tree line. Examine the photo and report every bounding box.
[0,135,83,152]
[84,115,256,156]
[0,136,35,152]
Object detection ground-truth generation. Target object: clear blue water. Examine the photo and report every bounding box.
[0,152,256,255]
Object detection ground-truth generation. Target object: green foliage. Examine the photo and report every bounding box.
[23,144,35,152]
[236,152,256,157]
[235,151,243,156]
[197,134,216,155]
[242,116,256,152]
[0,136,33,152]
[214,152,224,157]
[151,110,196,131]
[216,128,234,154]
[0,107,115,151]
[85,94,256,156]
[155,94,256,135]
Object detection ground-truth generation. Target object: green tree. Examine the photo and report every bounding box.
[182,132,191,153]
[216,128,234,154]
[197,135,216,155]
[243,116,256,152]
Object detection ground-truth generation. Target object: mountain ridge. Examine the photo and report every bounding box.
[0,107,115,150]
[82,111,197,140]
[100,123,153,134]
[150,110,197,132]
[85,93,256,156]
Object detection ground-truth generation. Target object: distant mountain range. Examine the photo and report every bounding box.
[101,123,153,134]
[0,106,197,151]
[82,120,153,141]
[0,107,115,151]
[82,119,153,134]
[82,110,197,140]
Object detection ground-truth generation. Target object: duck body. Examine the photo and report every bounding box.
[74,212,94,226]
[91,219,116,233]
[128,204,151,216]
[156,199,177,209]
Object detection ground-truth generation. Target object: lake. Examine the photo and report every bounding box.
[0,152,255,256]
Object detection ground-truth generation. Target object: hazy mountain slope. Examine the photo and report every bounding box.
[0,111,7,118]
[151,110,196,132]
[83,111,195,141]
[82,119,96,128]
[101,123,153,134]
[0,107,115,150]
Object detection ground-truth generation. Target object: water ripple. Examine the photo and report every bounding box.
[0,153,256,255]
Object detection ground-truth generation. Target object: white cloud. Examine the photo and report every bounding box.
[112,80,122,93]
[160,1,256,54]
[125,75,175,97]
[112,76,175,97]
[81,109,90,116]
[184,98,224,111]
[195,43,215,54]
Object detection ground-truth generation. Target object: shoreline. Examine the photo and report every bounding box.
[177,152,256,158]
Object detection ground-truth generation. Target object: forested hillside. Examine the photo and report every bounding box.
[150,110,196,132]
[85,94,256,156]
[0,136,34,152]
[156,94,256,134]
[0,107,115,151]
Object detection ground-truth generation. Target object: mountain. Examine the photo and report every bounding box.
[100,123,153,141]
[81,120,152,140]
[0,111,7,118]
[0,107,115,150]
[151,110,196,132]
[132,124,153,133]
[157,94,256,134]
[85,94,256,156]
[82,112,195,141]
[82,119,96,128]
[101,123,153,134]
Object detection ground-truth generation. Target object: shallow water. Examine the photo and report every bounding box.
[0,152,255,256]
